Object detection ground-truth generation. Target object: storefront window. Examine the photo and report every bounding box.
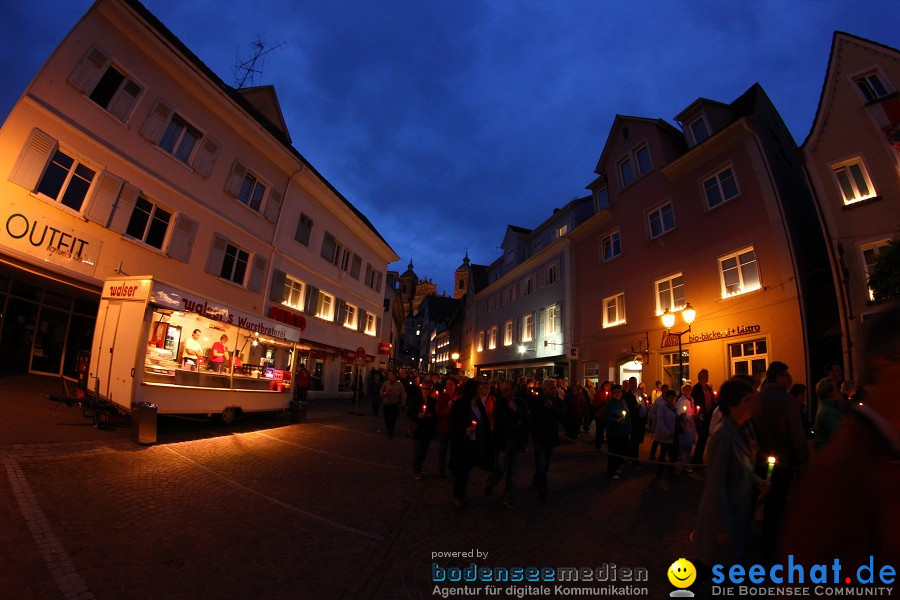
[730,339,767,388]
[143,308,293,392]
[662,350,690,389]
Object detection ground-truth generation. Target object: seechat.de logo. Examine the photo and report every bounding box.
[668,558,696,598]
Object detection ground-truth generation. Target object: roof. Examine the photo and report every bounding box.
[121,0,396,257]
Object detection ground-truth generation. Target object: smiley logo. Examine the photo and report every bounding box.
[667,558,696,588]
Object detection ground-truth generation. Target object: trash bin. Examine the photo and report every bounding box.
[131,402,158,445]
[290,400,307,423]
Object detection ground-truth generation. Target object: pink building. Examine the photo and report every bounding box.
[571,84,840,391]
[803,32,900,381]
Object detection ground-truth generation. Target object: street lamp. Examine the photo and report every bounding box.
[661,303,696,387]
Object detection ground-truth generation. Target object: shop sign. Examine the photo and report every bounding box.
[268,305,306,330]
[660,323,762,348]
[341,349,356,360]
[150,281,302,343]
[101,278,152,301]
[2,204,102,277]
[378,342,392,355]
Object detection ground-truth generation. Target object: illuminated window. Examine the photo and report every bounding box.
[730,340,768,387]
[648,201,676,239]
[477,331,485,352]
[833,159,876,205]
[555,224,569,238]
[344,303,358,329]
[546,305,560,335]
[522,314,534,342]
[125,196,171,249]
[703,166,740,209]
[719,247,760,298]
[662,350,691,388]
[601,231,621,261]
[655,274,685,315]
[35,149,96,211]
[488,326,498,350]
[602,293,625,328]
[282,276,305,310]
[504,320,514,346]
[316,291,335,320]
[861,240,892,301]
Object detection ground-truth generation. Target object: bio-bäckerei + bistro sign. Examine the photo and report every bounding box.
[2,203,103,277]
[661,324,761,348]
[146,280,302,343]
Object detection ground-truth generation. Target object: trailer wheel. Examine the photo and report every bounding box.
[219,407,238,426]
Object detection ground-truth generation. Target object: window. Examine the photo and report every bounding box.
[729,340,768,388]
[237,172,266,212]
[350,254,362,280]
[833,159,876,205]
[504,285,517,305]
[321,232,341,265]
[220,243,249,285]
[602,293,625,328]
[125,196,171,249]
[339,249,351,273]
[316,291,335,320]
[34,149,96,211]
[294,213,313,246]
[655,274,685,315]
[555,224,569,238]
[477,331,485,352]
[547,262,560,285]
[703,166,740,209]
[719,247,761,298]
[854,72,890,103]
[546,305,560,335]
[504,320,514,346]
[159,114,201,165]
[365,312,377,336]
[594,186,609,208]
[282,276,305,310]
[488,326,498,350]
[522,275,535,296]
[344,303,358,329]
[140,100,219,176]
[648,202,676,239]
[601,231,621,261]
[69,47,144,122]
[862,240,892,301]
[688,116,710,145]
[618,143,652,188]
[662,350,690,388]
[365,264,384,292]
[458,278,465,290]
[522,314,534,342]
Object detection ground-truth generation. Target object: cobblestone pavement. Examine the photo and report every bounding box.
[1,375,705,599]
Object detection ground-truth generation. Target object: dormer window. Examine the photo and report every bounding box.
[854,71,890,103]
[688,115,711,145]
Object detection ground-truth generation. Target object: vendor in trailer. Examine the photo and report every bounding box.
[183,328,203,370]
[210,334,229,373]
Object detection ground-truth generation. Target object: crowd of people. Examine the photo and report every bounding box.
[353,305,899,572]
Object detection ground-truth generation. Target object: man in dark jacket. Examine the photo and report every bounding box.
[691,368,716,464]
[484,379,531,508]
[412,379,437,479]
[528,378,561,501]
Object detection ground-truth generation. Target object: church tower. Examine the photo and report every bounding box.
[454,252,472,300]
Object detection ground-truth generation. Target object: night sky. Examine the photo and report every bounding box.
[2,1,898,294]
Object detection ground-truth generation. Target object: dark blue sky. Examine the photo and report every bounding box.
[2,1,898,294]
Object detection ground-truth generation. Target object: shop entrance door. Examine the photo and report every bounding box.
[30,306,71,376]
[1,297,38,375]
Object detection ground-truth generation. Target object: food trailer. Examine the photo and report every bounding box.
[88,276,302,423]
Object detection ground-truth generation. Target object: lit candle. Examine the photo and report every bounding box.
[767,456,776,481]
[421,403,427,413]
[621,410,626,417]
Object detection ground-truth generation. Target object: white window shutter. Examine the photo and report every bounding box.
[193,137,220,177]
[224,160,246,197]
[140,99,172,143]
[205,233,228,276]
[84,171,123,226]
[107,78,144,122]
[263,188,284,222]
[248,254,267,292]
[539,309,545,336]
[8,128,57,191]
[167,213,198,263]
[68,46,109,94]
[107,183,140,234]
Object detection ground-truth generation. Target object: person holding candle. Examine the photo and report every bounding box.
[676,383,698,474]
[449,378,491,507]
[653,389,679,479]
[691,369,717,465]
[592,381,611,449]
[412,380,437,480]
[693,377,767,578]
[604,384,631,480]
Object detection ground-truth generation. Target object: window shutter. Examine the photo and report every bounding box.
[108,78,144,122]
[539,309,545,336]
[205,233,228,276]
[84,171,123,226]
[68,46,109,94]
[269,269,286,302]
[248,254,268,292]
[107,183,140,234]
[304,287,319,315]
[8,128,56,191]
[140,99,172,143]
[375,271,383,293]
[336,299,347,324]
[263,188,284,222]
[350,254,361,279]
[358,309,368,332]
[375,316,382,337]
[167,213,198,263]
[224,160,246,197]
[192,136,220,177]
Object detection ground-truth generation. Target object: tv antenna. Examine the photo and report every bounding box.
[233,35,287,89]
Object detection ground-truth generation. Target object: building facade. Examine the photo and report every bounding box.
[0,0,397,398]
[803,32,900,381]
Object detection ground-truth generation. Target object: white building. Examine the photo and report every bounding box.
[0,0,397,399]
